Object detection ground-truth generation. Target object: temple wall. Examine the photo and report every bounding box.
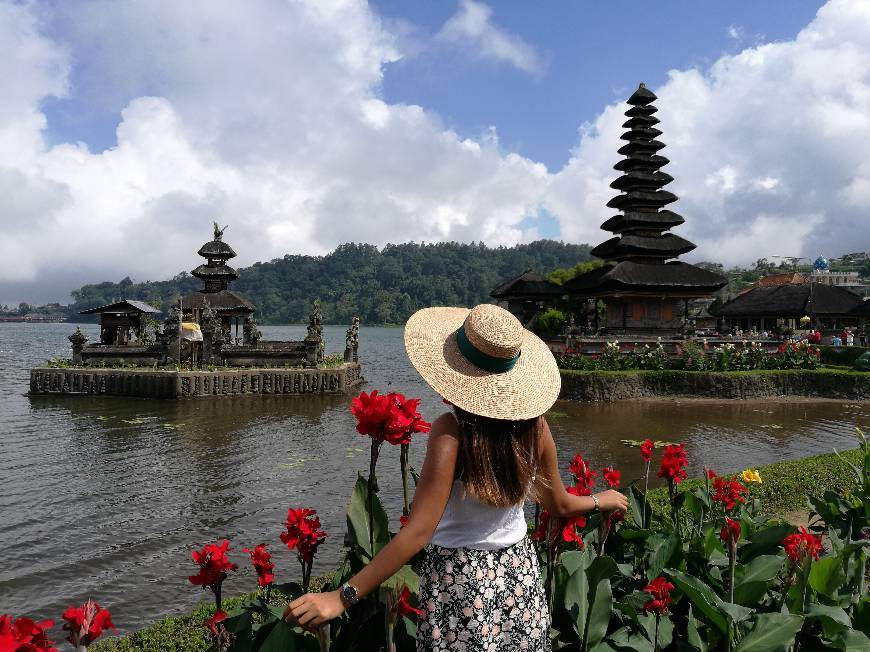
[29,364,363,399]
[605,298,685,332]
[560,369,870,402]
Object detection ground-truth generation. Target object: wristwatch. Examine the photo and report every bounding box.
[340,582,360,607]
[590,494,601,513]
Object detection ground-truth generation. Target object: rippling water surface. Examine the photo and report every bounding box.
[1,322,868,632]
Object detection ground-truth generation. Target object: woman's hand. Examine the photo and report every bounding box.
[595,489,628,513]
[282,590,345,629]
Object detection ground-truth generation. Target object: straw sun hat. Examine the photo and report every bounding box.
[404,304,561,421]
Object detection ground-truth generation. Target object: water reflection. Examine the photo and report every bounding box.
[2,323,868,633]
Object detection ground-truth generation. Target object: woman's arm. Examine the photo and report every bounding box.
[284,413,459,628]
[533,417,628,518]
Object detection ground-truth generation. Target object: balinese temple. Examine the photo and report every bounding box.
[562,83,726,335]
[490,270,564,326]
[179,223,255,342]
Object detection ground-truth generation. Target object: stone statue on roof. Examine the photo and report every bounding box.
[213,221,228,242]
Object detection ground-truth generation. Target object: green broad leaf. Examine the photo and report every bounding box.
[806,604,852,639]
[854,598,870,636]
[630,485,650,529]
[834,629,870,652]
[734,554,785,606]
[605,625,654,652]
[344,472,390,559]
[733,613,804,652]
[584,557,618,649]
[686,605,708,652]
[665,568,728,634]
[273,581,304,600]
[256,620,317,652]
[809,556,847,599]
[588,643,618,652]
[740,524,795,562]
[380,564,419,593]
[718,601,753,625]
[682,490,704,520]
[562,548,593,576]
[648,532,680,580]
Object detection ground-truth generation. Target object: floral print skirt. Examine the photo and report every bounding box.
[415,537,551,651]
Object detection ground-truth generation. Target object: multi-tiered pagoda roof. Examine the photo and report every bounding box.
[565,83,726,296]
[181,224,254,314]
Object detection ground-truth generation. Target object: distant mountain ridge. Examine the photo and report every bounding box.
[68,240,593,325]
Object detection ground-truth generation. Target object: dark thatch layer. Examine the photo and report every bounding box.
[716,284,864,318]
[191,264,239,280]
[563,261,727,296]
[80,299,160,315]
[591,234,696,260]
[179,290,254,313]
[490,271,564,299]
[197,240,237,259]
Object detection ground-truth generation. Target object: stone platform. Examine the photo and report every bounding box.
[29,363,363,399]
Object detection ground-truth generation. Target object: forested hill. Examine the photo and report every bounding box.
[69,240,592,324]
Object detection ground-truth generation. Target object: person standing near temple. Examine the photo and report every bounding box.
[860,327,867,347]
[284,304,628,650]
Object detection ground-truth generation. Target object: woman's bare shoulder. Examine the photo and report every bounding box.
[430,411,459,438]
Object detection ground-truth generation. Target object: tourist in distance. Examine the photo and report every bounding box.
[283,304,628,650]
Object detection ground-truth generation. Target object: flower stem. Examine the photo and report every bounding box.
[643,460,650,525]
[367,438,381,555]
[654,615,660,652]
[400,443,410,517]
[728,543,736,604]
[385,587,397,652]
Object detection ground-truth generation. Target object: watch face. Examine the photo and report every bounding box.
[342,584,358,604]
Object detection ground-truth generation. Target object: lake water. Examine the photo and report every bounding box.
[1,322,868,632]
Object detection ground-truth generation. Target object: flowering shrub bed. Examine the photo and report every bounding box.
[15,393,869,651]
[557,340,822,372]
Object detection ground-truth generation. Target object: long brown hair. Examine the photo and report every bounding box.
[452,406,541,507]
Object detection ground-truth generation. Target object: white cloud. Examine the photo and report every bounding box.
[548,0,870,267]
[3,0,870,303]
[437,0,543,75]
[0,0,548,302]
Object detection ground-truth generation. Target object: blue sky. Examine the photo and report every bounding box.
[371,1,824,170]
[4,0,870,304]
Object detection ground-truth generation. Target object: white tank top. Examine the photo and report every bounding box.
[430,479,527,550]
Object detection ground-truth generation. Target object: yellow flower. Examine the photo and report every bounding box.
[741,469,763,484]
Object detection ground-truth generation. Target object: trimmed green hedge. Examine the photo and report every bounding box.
[94,450,860,650]
[819,345,870,367]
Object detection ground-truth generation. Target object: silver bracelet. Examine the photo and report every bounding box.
[591,494,600,512]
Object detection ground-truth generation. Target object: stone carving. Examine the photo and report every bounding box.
[304,301,325,367]
[68,328,89,364]
[213,221,228,241]
[243,316,262,345]
[345,316,360,362]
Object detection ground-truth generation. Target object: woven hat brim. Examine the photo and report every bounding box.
[404,307,561,421]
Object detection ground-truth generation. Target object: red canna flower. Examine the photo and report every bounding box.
[392,586,425,619]
[642,577,674,616]
[705,468,717,480]
[61,600,116,648]
[712,476,748,512]
[603,467,621,488]
[568,454,598,491]
[657,444,688,485]
[399,514,409,529]
[281,507,327,566]
[242,544,275,588]
[203,610,227,636]
[561,514,587,548]
[720,518,741,546]
[640,439,655,462]
[0,614,57,652]
[189,540,238,590]
[782,527,823,566]
[566,483,592,497]
[350,390,397,439]
[386,394,431,446]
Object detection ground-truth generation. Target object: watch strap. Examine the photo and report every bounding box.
[591,494,601,512]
